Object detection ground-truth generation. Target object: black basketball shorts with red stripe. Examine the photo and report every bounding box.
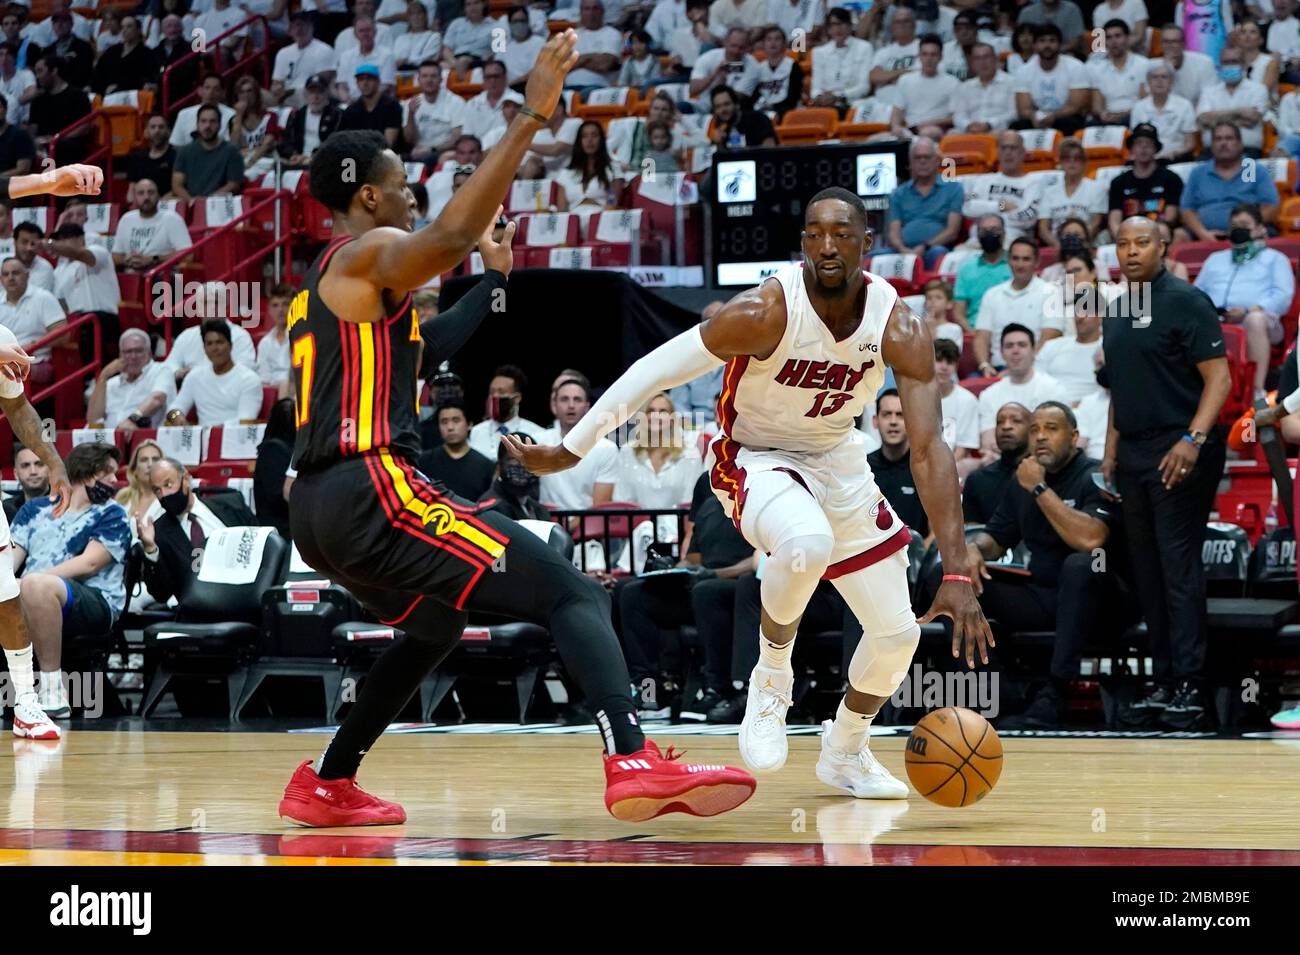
[290,454,512,624]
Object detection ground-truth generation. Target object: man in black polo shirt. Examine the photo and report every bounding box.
[126,115,176,191]
[0,96,35,175]
[933,401,1136,729]
[416,399,495,502]
[1106,124,1183,239]
[338,64,402,149]
[27,55,91,164]
[868,388,929,537]
[963,401,1029,525]
[708,84,776,149]
[1099,216,1232,730]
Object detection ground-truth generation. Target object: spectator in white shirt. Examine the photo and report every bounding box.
[810,6,872,109]
[977,324,1065,451]
[0,256,63,365]
[170,75,237,146]
[952,42,1017,132]
[462,59,513,142]
[256,283,293,394]
[1036,137,1107,244]
[48,224,119,363]
[1089,18,1148,126]
[335,0,396,52]
[442,0,497,66]
[647,0,690,51]
[962,130,1044,243]
[270,11,338,106]
[709,0,768,37]
[1130,60,1198,161]
[166,319,265,426]
[12,222,53,292]
[889,34,959,139]
[467,363,547,457]
[1161,24,1218,104]
[392,2,442,69]
[975,238,1063,370]
[1269,0,1300,84]
[1091,0,1148,49]
[403,60,465,161]
[335,19,398,100]
[567,0,625,89]
[934,337,982,478]
[501,5,545,83]
[667,0,722,75]
[539,376,618,508]
[612,392,703,509]
[112,178,192,272]
[86,328,176,430]
[1276,83,1300,156]
[941,10,980,81]
[0,44,36,126]
[869,5,920,109]
[767,0,822,46]
[163,312,257,386]
[192,0,248,55]
[1011,22,1091,134]
[1036,255,1105,405]
[1236,19,1278,96]
[1196,44,1270,154]
[689,26,762,98]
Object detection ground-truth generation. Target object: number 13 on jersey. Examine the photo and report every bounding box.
[806,390,851,417]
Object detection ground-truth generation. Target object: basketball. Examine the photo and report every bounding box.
[905,707,1003,807]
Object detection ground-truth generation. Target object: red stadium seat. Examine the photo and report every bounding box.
[1219,323,1257,426]
[583,209,654,266]
[866,252,923,295]
[1168,240,1229,279]
[506,179,562,214]
[959,375,999,397]
[628,173,703,266]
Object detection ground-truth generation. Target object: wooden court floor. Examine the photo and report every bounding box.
[2,729,1299,865]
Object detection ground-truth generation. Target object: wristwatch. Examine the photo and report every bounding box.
[1031,482,1049,498]
[1187,430,1208,447]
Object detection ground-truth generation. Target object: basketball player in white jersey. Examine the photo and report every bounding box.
[508,187,993,798]
[0,161,104,740]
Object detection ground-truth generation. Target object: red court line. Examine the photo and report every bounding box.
[0,828,1293,866]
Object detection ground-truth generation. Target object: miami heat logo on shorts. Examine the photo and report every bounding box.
[421,502,457,535]
[870,498,894,531]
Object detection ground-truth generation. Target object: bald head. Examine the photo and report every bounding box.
[1116,216,1165,283]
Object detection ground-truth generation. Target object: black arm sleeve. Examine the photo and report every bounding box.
[418,269,508,378]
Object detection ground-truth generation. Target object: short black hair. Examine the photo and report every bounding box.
[630,28,651,44]
[1033,22,1063,41]
[1230,202,1263,226]
[1001,322,1035,346]
[37,54,63,76]
[308,129,391,213]
[1009,236,1040,258]
[66,442,120,485]
[493,363,528,392]
[711,84,739,106]
[50,222,83,240]
[12,442,32,463]
[13,221,42,240]
[827,6,851,24]
[934,338,960,363]
[918,32,943,51]
[806,186,867,229]
[555,376,591,402]
[195,102,222,123]
[1103,17,1129,34]
[876,387,901,406]
[436,397,470,421]
[1035,399,1077,430]
[200,318,231,343]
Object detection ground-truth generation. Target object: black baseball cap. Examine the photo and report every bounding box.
[1126,122,1161,150]
[304,72,327,90]
[954,10,980,26]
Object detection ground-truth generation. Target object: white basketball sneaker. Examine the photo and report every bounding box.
[738,666,793,773]
[39,671,70,719]
[815,720,908,799]
[12,695,61,740]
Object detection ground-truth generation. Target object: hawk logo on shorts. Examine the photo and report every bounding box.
[421,502,457,535]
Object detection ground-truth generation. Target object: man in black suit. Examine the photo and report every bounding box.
[3,444,48,523]
[136,457,256,604]
[36,11,93,90]
[963,402,1029,525]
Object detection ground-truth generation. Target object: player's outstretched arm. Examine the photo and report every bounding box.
[361,32,577,291]
[505,282,787,475]
[6,163,103,198]
[883,299,993,670]
[0,393,71,516]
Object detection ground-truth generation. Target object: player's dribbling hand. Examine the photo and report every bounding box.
[523,29,579,120]
[47,464,72,518]
[918,578,994,670]
[501,433,581,475]
[478,205,515,276]
[44,163,104,197]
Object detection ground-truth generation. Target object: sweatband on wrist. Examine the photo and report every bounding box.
[1282,388,1300,416]
[561,325,724,459]
[519,106,548,125]
[0,176,11,198]
[942,574,972,584]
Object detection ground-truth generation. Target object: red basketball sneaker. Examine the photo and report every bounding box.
[278,760,407,827]
[604,740,757,822]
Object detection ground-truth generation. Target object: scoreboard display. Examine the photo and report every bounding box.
[709,141,912,287]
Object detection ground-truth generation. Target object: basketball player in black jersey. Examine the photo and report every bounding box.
[277,31,755,826]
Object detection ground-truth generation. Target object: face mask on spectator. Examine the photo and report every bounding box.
[1229,226,1254,247]
[487,394,515,423]
[1059,234,1086,256]
[502,461,539,498]
[1219,65,1243,83]
[85,480,116,505]
[978,231,1002,253]
[158,485,189,516]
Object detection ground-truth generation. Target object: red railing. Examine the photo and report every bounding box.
[46,109,114,176]
[140,189,294,351]
[162,14,273,118]
[0,313,105,440]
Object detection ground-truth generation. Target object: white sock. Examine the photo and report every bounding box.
[827,698,877,753]
[757,629,794,674]
[4,645,36,702]
[41,670,65,702]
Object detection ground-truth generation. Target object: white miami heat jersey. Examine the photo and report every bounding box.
[715,263,896,454]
